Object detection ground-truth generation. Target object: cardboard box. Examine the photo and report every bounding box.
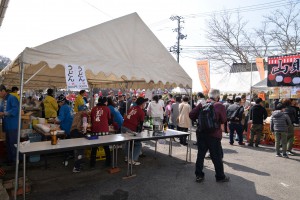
[21,120,30,129]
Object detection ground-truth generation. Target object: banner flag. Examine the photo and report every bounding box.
[65,64,89,90]
[197,60,210,94]
[256,58,265,81]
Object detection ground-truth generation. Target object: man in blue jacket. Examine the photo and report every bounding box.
[0,84,20,163]
[55,95,73,137]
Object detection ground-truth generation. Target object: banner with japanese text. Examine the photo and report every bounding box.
[256,58,265,81]
[197,60,210,94]
[65,64,89,90]
[267,54,300,87]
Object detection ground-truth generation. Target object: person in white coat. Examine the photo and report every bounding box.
[147,95,164,131]
[177,96,191,145]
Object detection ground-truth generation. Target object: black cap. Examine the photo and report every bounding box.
[136,97,148,106]
[57,95,66,102]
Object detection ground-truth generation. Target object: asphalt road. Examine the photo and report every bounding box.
[4,129,300,200]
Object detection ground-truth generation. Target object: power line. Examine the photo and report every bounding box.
[184,0,299,18]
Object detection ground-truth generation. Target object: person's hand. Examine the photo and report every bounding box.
[0,112,5,117]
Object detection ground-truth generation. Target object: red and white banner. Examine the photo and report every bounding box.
[197,60,210,94]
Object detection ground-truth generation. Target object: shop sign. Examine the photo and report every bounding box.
[267,54,300,87]
[65,64,89,90]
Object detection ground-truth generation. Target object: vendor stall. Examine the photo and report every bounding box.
[0,13,193,199]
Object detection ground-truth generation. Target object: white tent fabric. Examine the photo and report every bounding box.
[251,78,269,92]
[0,12,192,89]
[210,71,267,93]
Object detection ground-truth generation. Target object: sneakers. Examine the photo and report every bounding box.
[73,167,81,173]
[247,143,253,147]
[238,142,245,146]
[287,151,295,156]
[216,176,230,183]
[229,142,234,145]
[276,153,282,157]
[128,160,141,166]
[255,144,259,147]
[282,154,289,158]
[196,176,205,183]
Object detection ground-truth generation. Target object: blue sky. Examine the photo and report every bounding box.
[0,0,291,92]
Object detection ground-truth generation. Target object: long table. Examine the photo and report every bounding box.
[18,134,131,199]
[18,129,190,199]
[126,129,190,177]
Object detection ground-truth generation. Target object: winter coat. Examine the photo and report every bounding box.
[270,110,291,132]
[178,102,191,129]
[44,95,58,118]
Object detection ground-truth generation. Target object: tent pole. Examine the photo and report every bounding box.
[189,87,192,162]
[14,56,25,200]
[24,64,46,85]
[89,85,94,109]
[250,62,253,101]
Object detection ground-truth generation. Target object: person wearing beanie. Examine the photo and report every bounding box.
[270,103,291,158]
[55,95,73,137]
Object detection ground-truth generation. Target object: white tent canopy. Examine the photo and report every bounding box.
[0,12,192,89]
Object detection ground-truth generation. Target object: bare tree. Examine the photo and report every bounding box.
[263,1,300,54]
[0,55,11,69]
[202,11,252,73]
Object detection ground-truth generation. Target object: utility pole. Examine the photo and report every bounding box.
[170,15,187,63]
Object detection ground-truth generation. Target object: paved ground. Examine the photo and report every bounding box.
[2,129,300,200]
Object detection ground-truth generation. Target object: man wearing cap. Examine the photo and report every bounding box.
[55,95,74,137]
[0,84,19,163]
[122,97,148,165]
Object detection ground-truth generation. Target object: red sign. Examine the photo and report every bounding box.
[267,54,300,87]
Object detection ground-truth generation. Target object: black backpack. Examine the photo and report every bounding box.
[227,106,242,122]
[197,102,220,133]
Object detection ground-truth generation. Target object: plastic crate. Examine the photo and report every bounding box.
[85,146,106,161]
[28,133,42,162]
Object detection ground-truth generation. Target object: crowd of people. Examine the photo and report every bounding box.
[0,84,299,182]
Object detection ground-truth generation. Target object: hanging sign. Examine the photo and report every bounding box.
[267,54,300,87]
[196,60,210,94]
[65,64,89,90]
